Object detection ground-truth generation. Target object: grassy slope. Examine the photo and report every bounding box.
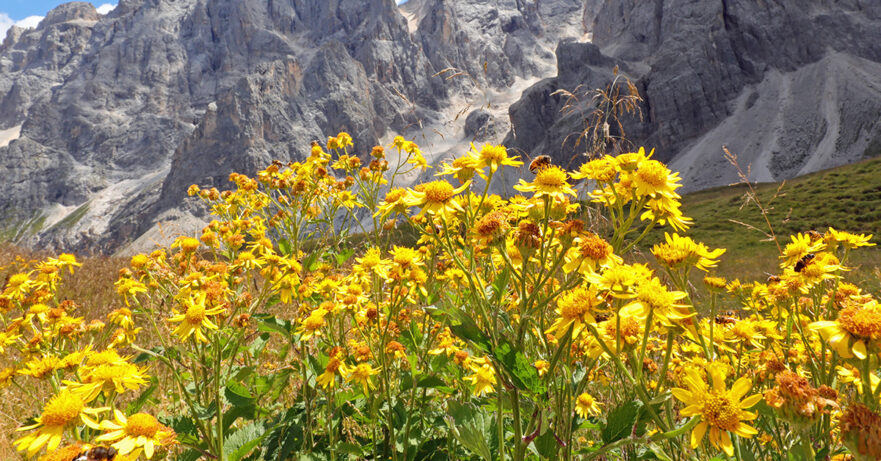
[655,156,881,282]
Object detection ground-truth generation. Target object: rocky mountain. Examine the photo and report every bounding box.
[1,0,880,253]
[506,0,881,190]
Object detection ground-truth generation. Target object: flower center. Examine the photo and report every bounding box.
[479,145,507,163]
[702,393,740,431]
[185,304,207,324]
[126,413,161,438]
[635,160,668,188]
[41,391,84,427]
[422,181,455,203]
[535,167,567,187]
[580,234,612,261]
[838,305,881,340]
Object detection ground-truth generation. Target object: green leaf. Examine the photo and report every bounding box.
[447,401,493,460]
[224,422,267,461]
[601,400,644,445]
[533,431,558,459]
[126,376,159,414]
[492,340,545,394]
[334,248,355,266]
[225,380,255,408]
[254,314,292,336]
[336,442,367,457]
[278,238,293,256]
[444,309,492,354]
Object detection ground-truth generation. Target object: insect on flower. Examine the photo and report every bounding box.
[528,154,552,173]
[794,253,816,273]
[73,446,117,461]
[714,310,739,325]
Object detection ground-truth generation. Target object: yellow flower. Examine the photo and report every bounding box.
[811,299,881,359]
[464,359,496,397]
[296,308,328,342]
[70,361,149,402]
[19,355,62,379]
[167,291,226,343]
[342,362,380,393]
[513,166,577,200]
[780,233,824,268]
[15,389,105,456]
[533,360,550,377]
[469,143,523,173]
[546,285,603,339]
[652,233,725,272]
[94,410,176,459]
[632,158,682,200]
[825,227,874,250]
[571,156,617,183]
[575,392,602,418]
[630,277,694,330]
[406,180,471,220]
[115,278,147,306]
[672,367,762,457]
[317,356,342,389]
[437,155,481,183]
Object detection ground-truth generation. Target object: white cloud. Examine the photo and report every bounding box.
[95,3,117,15]
[0,13,43,42]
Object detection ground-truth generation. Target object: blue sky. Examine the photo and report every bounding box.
[2,0,407,41]
[1,2,109,40]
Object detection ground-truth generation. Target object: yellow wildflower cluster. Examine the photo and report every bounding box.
[3,135,879,461]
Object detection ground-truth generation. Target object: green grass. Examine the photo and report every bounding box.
[647,156,881,282]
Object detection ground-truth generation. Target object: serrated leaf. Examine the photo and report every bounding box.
[602,400,643,444]
[447,401,493,460]
[224,422,267,461]
[493,340,545,394]
[225,380,255,407]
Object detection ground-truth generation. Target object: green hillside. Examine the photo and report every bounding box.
[659,156,881,280]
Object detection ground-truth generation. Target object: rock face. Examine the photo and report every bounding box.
[3,0,881,253]
[0,0,589,252]
[506,0,881,190]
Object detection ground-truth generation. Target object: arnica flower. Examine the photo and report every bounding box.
[167,291,226,343]
[114,278,147,307]
[317,356,342,389]
[342,362,380,393]
[630,277,694,331]
[839,404,881,461]
[405,180,471,220]
[763,370,837,429]
[437,155,481,183]
[70,361,149,402]
[18,355,62,379]
[473,210,510,244]
[571,156,617,183]
[652,233,725,272]
[672,367,762,457]
[15,389,105,456]
[533,360,550,377]
[563,232,620,274]
[575,392,602,418]
[296,308,328,342]
[513,165,577,200]
[811,298,881,359]
[780,233,825,268]
[469,143,523,173]
[93,410,176,459]
[631,158,683,200]
[546,285,604,339]
[825,227,875,250]
[464,359,496,397]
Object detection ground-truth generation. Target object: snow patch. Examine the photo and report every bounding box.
[0,124,21,148]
